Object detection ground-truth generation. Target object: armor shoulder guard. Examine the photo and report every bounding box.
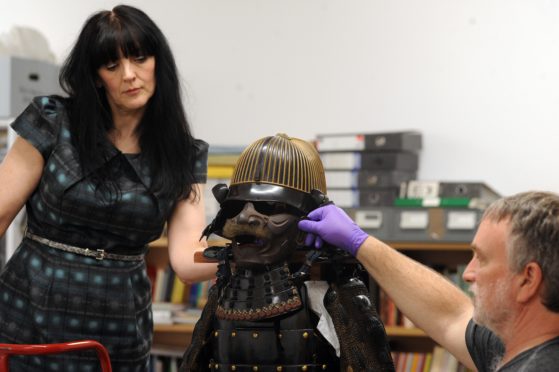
[324,277,395,372]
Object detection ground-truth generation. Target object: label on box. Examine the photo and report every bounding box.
[355,210,383,229]
[400,211,429,229]
[447,210,477,230]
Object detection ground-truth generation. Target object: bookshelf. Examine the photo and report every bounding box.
[378,241,473,371]
[147,239,472,350]
[146,238,200,360]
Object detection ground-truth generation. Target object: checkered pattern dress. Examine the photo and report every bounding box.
[0,96,208,371]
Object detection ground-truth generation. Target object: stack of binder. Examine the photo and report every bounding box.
[317,130,422,209]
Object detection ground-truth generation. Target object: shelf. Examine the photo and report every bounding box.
[148,237,467,354]
[153,324,426,338]
[150,238,471,252]
[388,242,471,251]
[154,323,195,333]
[385,326,427,338]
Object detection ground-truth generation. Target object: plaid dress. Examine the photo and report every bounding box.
[0,96,208,371]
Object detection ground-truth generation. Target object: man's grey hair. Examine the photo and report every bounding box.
[482,191,559,312]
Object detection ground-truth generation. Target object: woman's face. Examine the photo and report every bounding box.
[97,53,156,117]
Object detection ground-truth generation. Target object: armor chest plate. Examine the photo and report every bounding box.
[209,288,338,371]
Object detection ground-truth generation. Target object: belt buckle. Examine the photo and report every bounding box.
[95,249,105,260]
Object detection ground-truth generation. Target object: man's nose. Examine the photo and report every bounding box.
[237,202,266,227]
[462,257,477,283]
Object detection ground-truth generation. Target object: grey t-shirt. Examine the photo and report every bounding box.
[466,319,559,371]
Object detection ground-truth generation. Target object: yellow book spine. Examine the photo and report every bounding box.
[170,276,186,304]
[207,165,234,179]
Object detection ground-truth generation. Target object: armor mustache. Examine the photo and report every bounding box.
[222,222,270,241]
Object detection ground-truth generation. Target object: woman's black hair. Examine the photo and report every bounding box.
[59,4,198,202]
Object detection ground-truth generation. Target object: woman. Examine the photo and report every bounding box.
[0,5,215,371]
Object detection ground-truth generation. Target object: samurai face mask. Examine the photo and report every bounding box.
[220,200,303,269]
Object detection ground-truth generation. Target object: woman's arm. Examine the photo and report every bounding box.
[0,136,44,235]
[167,184,217,283]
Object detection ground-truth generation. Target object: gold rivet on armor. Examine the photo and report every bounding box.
[277,367,283,371]
[322,365,327,370]
[277,333,283,339]
[214,331,219,337]
[231,331,237,337]
[302,331,309,339]
[302,366,308,371]
[252,332,259,338]
[253,366,259,372]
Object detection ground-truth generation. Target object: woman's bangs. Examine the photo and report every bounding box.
[92,22,155,68]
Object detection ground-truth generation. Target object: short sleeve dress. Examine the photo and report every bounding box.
[0,96,208,372]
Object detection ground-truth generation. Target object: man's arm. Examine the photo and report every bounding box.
[356,236,475,369]
[299,204,476,369]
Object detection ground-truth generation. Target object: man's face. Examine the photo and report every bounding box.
[220,201,300,268]
[463,218,516,333]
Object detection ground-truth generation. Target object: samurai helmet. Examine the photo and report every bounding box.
[205,133,328,238]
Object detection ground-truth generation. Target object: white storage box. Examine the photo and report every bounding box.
[0,56,61,118]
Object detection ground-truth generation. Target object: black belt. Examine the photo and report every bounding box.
[25,231,145,261]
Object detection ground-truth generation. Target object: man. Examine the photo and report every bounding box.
[298,191,559,371]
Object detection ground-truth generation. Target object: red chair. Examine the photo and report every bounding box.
[0,340,112,371]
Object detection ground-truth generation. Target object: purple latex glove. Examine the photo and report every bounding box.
[298,204,369,256]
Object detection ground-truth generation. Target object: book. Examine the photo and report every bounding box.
[207,165,234,179]
[172,308,202,324]
[153,267,167,303]
[146,264,157,297]
[170,275,187,304]
[207,145,243,170]
[162,268,175,303]
[430,346,446,372]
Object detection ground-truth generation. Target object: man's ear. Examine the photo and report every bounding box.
[516,261,543,303]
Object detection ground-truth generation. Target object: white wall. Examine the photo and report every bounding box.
[2,0,559,196]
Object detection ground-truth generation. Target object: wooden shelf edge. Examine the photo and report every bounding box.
[154,323,196,333]
[150,237,470,251]
[153,324,425,338]
[385,326,427,337]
